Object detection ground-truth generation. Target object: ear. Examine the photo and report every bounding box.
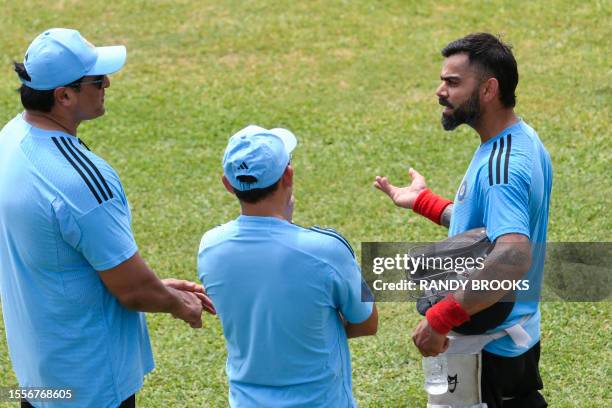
[281,165,293,188]
[481,77,499,104]
[221,175,235,194]
[53,87,74,108]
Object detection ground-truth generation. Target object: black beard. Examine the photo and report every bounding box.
[440,90,481,131]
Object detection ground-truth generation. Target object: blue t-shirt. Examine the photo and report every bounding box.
[198,216,373,408]
[0,114,154,408]
[449,119,552,357]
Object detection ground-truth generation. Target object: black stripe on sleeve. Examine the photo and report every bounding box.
[496,137,505,185]
[310,226,355,258]
[312,227,354,253]
[504,134,512,184]
[488,141,497,186]
[52,137,102,204]
[68,138,114,199]
[78,138,91,151]
[61,138,109,201]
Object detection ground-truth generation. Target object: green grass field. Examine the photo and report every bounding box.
[0,0,610,406]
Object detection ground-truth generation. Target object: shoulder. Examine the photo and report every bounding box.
[481,129,536,189]
[199,221,237,252]
[517,121,552,165]
[293,224,356,260]
[24,135,123,215]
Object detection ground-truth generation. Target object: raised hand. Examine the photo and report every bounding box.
[374,168,428,209]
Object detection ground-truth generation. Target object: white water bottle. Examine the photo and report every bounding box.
[422,355,448,395]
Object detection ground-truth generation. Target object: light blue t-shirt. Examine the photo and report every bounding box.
[0,114,154,408]
[449,119,552,357]
[198,216,373,408]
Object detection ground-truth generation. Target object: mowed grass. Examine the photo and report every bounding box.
[0,1,610,407]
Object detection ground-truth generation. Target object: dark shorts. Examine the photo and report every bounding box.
[22,394,135,408]
[481,341,547,408]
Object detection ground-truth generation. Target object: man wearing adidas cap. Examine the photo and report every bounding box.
[0,29,215,408]
[198,125,378,407]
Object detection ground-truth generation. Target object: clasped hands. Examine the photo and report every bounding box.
[163,278,216,329]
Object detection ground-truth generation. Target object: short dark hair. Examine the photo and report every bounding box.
[14,62,55,112]
[442,33,518,108]
[233,175,280,204]
[13,62,85,113]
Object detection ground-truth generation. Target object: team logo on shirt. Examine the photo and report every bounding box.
[457,179,467,203]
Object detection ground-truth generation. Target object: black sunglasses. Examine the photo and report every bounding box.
[66,75,105,89]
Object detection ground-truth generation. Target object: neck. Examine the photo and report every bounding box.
[473,107,518,143]
[24,110,78,136]
[240,203,289,221]
[239,192,292,222]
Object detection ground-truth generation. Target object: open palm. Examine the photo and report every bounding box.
[373,168,428,209]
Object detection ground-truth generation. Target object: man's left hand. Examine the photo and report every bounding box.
[412,319,449,356]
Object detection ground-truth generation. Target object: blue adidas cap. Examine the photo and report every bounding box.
[223,125,298,191]
[20,28,127,90]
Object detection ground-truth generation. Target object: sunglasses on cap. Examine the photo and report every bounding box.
[66,75,106,89]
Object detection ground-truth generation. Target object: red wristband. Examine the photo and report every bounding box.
[425,294,470,335]
[412,189,453,225]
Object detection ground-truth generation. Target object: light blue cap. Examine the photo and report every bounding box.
[223,125,298,191]
[21,28,127,90]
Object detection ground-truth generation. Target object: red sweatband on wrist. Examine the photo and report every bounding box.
[412,188,453,225]
[425,294,470,335]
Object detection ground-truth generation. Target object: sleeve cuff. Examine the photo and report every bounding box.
[488,227,530,243]
[345,301,374,324]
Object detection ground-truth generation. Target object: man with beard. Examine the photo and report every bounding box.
[374,33,552,407]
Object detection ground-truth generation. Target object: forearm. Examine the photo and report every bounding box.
[99,253,183,314]
[345,324,369,338]
[440,204,453,228]
[454,238,531,315]
[119,275,181,314]
[412,189,453,226]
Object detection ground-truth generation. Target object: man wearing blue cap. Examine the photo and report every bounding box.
[198,125,378,407]
[0,29,215,408]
